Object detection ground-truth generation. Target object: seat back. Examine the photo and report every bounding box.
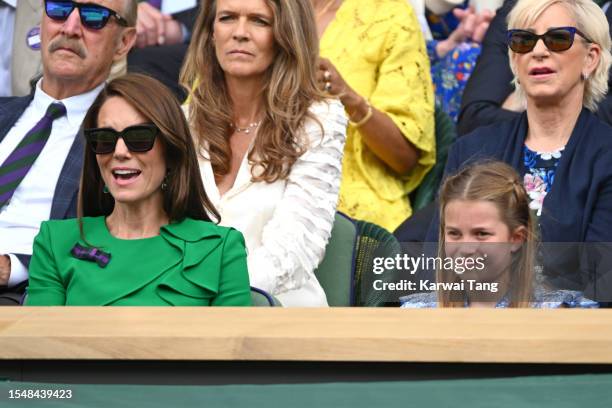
[314,212,357,306]
[250,287,282,306]
[410,106,457,211]
[353,220,402,307]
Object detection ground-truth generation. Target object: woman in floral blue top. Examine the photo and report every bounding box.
[425,0,612,304]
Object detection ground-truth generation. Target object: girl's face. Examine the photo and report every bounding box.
[443,199,526,284]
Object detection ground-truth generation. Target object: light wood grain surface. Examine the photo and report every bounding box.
[1,308,612,363]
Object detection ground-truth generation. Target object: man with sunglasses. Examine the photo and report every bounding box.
[0,0,137,304]
[457,0,612,135]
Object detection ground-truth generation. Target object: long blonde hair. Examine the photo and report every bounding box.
[180,0,325,182]
[437,162,537,308]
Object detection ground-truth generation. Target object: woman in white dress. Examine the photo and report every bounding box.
[180,0,347,306]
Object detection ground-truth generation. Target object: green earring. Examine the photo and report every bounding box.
[103,185,109,194]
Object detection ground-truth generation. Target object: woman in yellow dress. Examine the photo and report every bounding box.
[312,0,436,231]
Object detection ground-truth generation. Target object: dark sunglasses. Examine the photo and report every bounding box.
[507,26,592,54]
[44,0,129,30]
[84,124,159,154]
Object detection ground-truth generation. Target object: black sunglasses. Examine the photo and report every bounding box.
[44,0,129,30]
[507,26,592,54]
[84,124,159,154]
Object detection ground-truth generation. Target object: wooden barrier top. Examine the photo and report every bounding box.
[1,307,612,363]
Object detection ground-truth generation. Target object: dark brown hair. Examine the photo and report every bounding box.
[80,73,219,223]
[180,0,325,183]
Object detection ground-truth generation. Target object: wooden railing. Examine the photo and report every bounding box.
[2,308,612,363]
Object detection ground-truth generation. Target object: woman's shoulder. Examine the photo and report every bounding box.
[461,118,522,144]
[162,218,244,243]
[581,110,612,148]
[36,217,106,253]
[308,98,345,120]
[533,287,599,309]
[303,99,348,145]
[40,217,101,236]
[451,118,521,161]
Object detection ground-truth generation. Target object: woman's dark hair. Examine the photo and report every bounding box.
[80,73,219,223]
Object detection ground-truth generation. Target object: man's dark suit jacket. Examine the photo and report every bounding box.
[425,109,612,301]
[0,95,83,268]
[128,1,201,100]
[457,0,612,135]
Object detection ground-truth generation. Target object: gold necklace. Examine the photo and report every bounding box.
[231,120,262,134]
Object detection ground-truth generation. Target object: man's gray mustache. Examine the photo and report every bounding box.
[48,38,87,58]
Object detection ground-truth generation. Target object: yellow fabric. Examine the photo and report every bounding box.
[320,0,435,231]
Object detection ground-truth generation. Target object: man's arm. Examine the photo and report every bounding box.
[135,2,199,48]
[0,255,9,286]
[0,254,29,287]
[457,0,520,136]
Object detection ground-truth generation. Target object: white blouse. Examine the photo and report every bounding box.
[195,100,347,306]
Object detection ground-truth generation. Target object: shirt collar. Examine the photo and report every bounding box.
[33,78,105,127]
[1,0,17,8]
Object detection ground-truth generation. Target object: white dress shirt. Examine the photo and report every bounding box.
[0,0,17,97]
[0,79,104,286]
[194,100,347,307]
[161,0,196,14]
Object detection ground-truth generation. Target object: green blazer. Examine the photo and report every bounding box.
[25,217,251,306]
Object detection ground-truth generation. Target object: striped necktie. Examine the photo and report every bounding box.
[0,102,67,208]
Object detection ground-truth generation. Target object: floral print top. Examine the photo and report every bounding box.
[427,40,481,123]
[523,145,564,216]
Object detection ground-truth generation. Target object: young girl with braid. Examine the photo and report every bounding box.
[401,162,597,308]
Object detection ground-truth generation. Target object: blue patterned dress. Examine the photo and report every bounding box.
[400,288,598,308]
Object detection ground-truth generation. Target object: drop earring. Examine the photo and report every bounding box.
[161,173,169,191]
[103,185,109,194]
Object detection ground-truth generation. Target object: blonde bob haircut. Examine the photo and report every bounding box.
[507,0,612,111]
[180,0,325,183]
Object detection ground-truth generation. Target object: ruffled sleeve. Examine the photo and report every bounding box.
[247,100,347,299]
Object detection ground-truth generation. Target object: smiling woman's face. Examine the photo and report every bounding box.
[95,96,166,209]
[212,0,276,81]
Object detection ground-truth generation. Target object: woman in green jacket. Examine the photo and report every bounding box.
[26,74,251,306]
